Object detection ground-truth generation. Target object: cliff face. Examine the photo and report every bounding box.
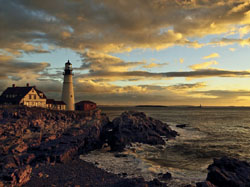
[0,106,109,186]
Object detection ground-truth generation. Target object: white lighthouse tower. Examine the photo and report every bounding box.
[62,60,75,110]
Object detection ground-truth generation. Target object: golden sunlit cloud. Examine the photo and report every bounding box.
[202,53,220,59]
[143,62,168,69]
[189,60,219,70]
[179,58,184,64]
[79,51,145,72]
[167,82,207,93]
[1,0,250,106]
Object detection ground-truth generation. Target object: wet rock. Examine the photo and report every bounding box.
[38,172,43,178]
[3,156,18,169]
[14,165,32,185]
[199,156,250,187]
[196,181,216,187]
[114,153,128,158]
[184,185,195,187]
[101,111,178,151]
[15,143,28,153]
[148,178,166,186]
[122,172,128,177]
[176,124,188,128]
[161,172,172,180]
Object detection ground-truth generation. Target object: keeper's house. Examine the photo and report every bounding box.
[0,84,66,110]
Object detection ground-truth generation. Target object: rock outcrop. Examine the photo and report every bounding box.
[0,106,108,186]
[197,156,250,187]
[101,111,178,151]
[24,159,167,187]
[0,107,177,186]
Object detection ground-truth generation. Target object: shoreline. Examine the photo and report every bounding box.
[24,158,163,187]
[0,106,175,186]
[1,106,250,186]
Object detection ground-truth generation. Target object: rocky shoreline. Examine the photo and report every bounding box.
[0,106,250,187]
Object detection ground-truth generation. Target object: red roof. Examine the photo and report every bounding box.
[75,100,96,105]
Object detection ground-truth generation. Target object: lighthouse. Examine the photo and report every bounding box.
[62,60,75,110]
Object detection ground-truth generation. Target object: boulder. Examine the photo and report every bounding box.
[196,181,216,187]
[161,172,172,180]
[14,165,32,186]
[199,156,250,187]
[176,124,188,128]
[101,111,178,151]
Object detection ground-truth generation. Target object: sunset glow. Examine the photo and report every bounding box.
[1,0,250,106]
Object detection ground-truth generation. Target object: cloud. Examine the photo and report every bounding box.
[143,62,168,69]
[0,54,50,80]
[179,58,184,64]
[76,68,250,81]
[0,54,53,96]
[79,51,145,72]
[168,82,206,91]
[239,25,250,37]
[202,53,220,59]
[75,79,147,94]
[210,37,250,46]
[229,48,236,51]
[1,0,250,54]
[2,0,250,106]
[189,60,218,70]
[192,90,250,99]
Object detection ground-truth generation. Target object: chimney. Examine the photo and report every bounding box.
[12,84,15,88]
[26,83,29,87]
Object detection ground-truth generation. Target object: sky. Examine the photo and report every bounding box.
[1,0,250,106]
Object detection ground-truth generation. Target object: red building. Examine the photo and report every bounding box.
[75,101,96,111]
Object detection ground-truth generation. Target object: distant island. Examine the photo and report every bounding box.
[136,105,168,108]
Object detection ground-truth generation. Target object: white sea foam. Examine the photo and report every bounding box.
[80,139,207,186]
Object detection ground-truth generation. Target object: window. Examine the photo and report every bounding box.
[29,94,32,99]
[34,95,36,99]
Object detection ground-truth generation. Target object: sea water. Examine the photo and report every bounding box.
[80,106,250,186]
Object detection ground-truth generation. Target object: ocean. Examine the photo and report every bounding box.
[80,106,250,186]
